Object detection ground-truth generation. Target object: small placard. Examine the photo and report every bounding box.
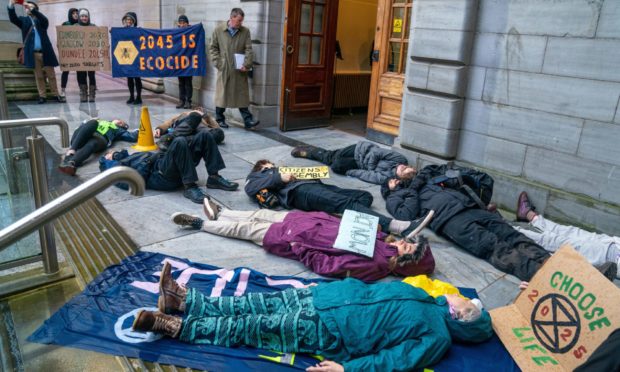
[393,19,403,33]
[279,166,330,180]
[333,210,379,258]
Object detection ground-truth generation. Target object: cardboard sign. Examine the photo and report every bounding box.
[332,210,379,258]
[57,26,111,71]
[490,245,620,371]
[279,166,329,180]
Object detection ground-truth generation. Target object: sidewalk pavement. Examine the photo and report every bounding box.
[15,75,526,309]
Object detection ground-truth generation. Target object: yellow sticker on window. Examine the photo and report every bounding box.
[393,18,403,33]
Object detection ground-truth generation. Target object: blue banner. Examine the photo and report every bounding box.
[110,24,206,78]
[28,252,518,372]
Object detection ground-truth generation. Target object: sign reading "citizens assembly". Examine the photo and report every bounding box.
[110,24,206,78]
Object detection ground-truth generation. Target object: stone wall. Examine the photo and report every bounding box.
[399,0,620,235]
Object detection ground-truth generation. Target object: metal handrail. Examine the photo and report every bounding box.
[0,117,70,147]
[0,166,145,250]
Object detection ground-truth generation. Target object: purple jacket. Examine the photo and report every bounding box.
[262,211,435,281]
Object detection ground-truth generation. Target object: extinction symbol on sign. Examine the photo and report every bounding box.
[531,293,581,354]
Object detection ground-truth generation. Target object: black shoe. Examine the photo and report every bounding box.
[594,262,617,282]
[402,210,435,242]
[175,100,185,109]
[56,95,66,103]
[133,97,142,105]
[38,97,46,104]
[206,175,238,191]
[244,120,260,130]
[183,101,191,109]
[170,212,204,230]
[183,186,208,204]
[126,97,135,104]
[58,159,76,176]
[291,145,317,158]
[217,120,229,129]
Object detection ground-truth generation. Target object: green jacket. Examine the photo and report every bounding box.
[311,279,493,371]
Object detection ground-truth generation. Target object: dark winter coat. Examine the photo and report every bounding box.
[8,5,59,68]
[122,12,138,27]
[348,141,409,185]
[61,8,78,25]
[244,167,317,208]
[383,164,484,232]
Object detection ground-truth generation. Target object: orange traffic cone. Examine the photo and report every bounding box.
[132,106,158,152]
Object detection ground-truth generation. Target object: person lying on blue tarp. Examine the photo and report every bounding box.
[132,262,493,372]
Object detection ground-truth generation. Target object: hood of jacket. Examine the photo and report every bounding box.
[66,8,78,25]
[78,8,91,25]
[122,12,138,27]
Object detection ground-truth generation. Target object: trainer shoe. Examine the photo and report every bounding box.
[58,159,76,176]
[203,198,221,221]
[516,191,535,222]
[183,186,208,204]
[402,210,435,242]
[206,175,238,191]
[170,212,204,229]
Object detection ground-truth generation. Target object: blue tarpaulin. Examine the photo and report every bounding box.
[110,24,206,78]
[29,252,519,371]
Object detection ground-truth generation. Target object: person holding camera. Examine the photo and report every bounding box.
[7,0,63,104]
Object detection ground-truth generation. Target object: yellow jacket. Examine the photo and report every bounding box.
[402,275,467,299]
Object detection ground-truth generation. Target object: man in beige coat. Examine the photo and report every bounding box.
[209,8,259,130]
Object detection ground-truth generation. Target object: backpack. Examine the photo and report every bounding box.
[429,163,494,208]
[111,151,159,190]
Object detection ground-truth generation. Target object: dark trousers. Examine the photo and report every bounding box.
[178,76,193,102]
[60,71,70,89]
[76,71,96,86]
[69,119,107,166]
[147,131,226,190]
[291,183,392,231]
[311,144,359,175]
[215,106,254,126]
[440,208,550,281]
[574,329,620,372]
[127,77,142,98]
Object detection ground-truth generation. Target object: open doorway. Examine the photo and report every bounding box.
[330,0,378,137]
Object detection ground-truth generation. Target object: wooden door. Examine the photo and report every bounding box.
[280,0,339,131]
[367,0,412,136]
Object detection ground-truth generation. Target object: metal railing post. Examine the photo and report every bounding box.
[0,72,20,195]
[27,135,58,274]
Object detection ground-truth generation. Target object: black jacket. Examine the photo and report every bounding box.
[244,168,317,208]
[383,164,485,232]
[8,5,59,68]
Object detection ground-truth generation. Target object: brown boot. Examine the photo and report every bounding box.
[132,310,182,338]
[88,85,96,102]
[158,261,187,314]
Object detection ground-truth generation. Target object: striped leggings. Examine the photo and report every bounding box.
[179,287,337,354]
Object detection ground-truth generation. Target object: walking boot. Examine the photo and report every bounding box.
[291,145,319,159]
[183,100,191,109]
[132,310,182,338]
[516,191,536,222]
[88,85,96,102]
[126,96,135,104]
[176,100,185,109]
[79,84,88,102]
[158,262,187,314]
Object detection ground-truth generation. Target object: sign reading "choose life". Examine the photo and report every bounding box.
[110,24,206,78]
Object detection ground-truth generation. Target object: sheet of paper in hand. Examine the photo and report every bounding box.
[279,166,329,180]
[333,210,379,258]
[235,53,245,69]
[490,245,620,371]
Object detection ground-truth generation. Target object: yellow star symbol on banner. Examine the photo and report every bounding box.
[114,41,139,65]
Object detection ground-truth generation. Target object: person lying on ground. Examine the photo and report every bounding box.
[59,118,138,176]
[171,204,434,281]
[153,109,224,145]
[382,164,551,282]
[291,141,416,185]
[245,159,432,240]
[132,261,493,372]
[513,191,619,279]
[99,117,237,203]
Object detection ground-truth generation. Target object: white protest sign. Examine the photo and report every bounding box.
[333,210,379,258]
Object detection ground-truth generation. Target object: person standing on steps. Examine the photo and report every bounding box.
[59,7,78,99]
[208,8,259,130]
[7,0,64,104]
[76,8,97,103]
[175,15,193,110]
[122,12,142,105]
